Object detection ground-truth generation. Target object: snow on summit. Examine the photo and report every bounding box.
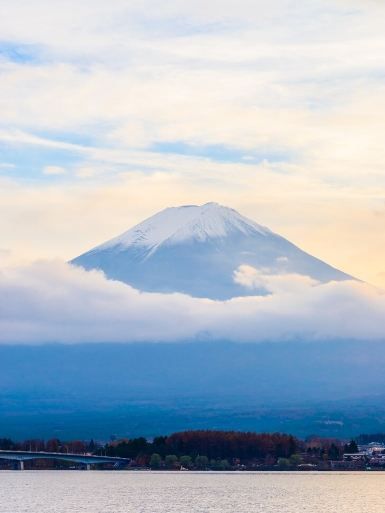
[98,202,270,253]
[72,202,353,299]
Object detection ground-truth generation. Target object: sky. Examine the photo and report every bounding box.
[1,1,385,295]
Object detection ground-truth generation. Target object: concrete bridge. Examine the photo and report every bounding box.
[0,450,130,470]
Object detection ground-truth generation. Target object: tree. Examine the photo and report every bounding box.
[277,458,290,469]
[108,437,149,459]
[152,436,168,457]
[22,439,45,452]
[289,454,302,467]
[165,455,178,469]
[210,459,230,470]
[68,440,87,454]
[344,440,359,454]
[0,438,15,450]
[328,443,341,460]
[220,459,230,470]
[180,455,192,469]
[150,453,162,469]
[46,439,60,452]
[217,459,230,470]
[165,430,300,461]
[195,455,209,469]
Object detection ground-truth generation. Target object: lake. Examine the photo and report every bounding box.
[0,471,384,513]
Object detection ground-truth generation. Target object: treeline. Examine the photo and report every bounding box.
[304,439,358,460]
[0,430,365,470]
[105,430,299,462]
[357,433,385,444]
[0,438,97,454]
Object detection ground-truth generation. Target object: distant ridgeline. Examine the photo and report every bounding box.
[2,341,385,440]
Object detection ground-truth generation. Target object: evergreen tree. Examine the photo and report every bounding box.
[149,453,162,469]
[180,455,192,469]
[346,440,359,453]
[195,455,209,469]
[165,455,178,469]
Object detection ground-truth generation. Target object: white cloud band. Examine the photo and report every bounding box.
[0,260,384,344]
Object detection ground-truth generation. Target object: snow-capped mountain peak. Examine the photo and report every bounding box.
[98,202,270,254]
[72,202,352,299]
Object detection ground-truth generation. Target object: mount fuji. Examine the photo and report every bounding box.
[71,202,352,299]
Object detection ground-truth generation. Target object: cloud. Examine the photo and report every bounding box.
[0,260,384,344]
[1,0,385,290]
[0,248,13,265]
[42,165,66,175]
[233,265,318,294]
[1,1,385,171]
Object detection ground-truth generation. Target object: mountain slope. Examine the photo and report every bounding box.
[71,202,352,299]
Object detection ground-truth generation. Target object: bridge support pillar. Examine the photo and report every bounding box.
[19,460,24,471]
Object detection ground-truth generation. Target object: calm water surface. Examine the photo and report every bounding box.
[0,471,384,513]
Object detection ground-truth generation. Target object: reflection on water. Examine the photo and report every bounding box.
[0,471,383,513]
